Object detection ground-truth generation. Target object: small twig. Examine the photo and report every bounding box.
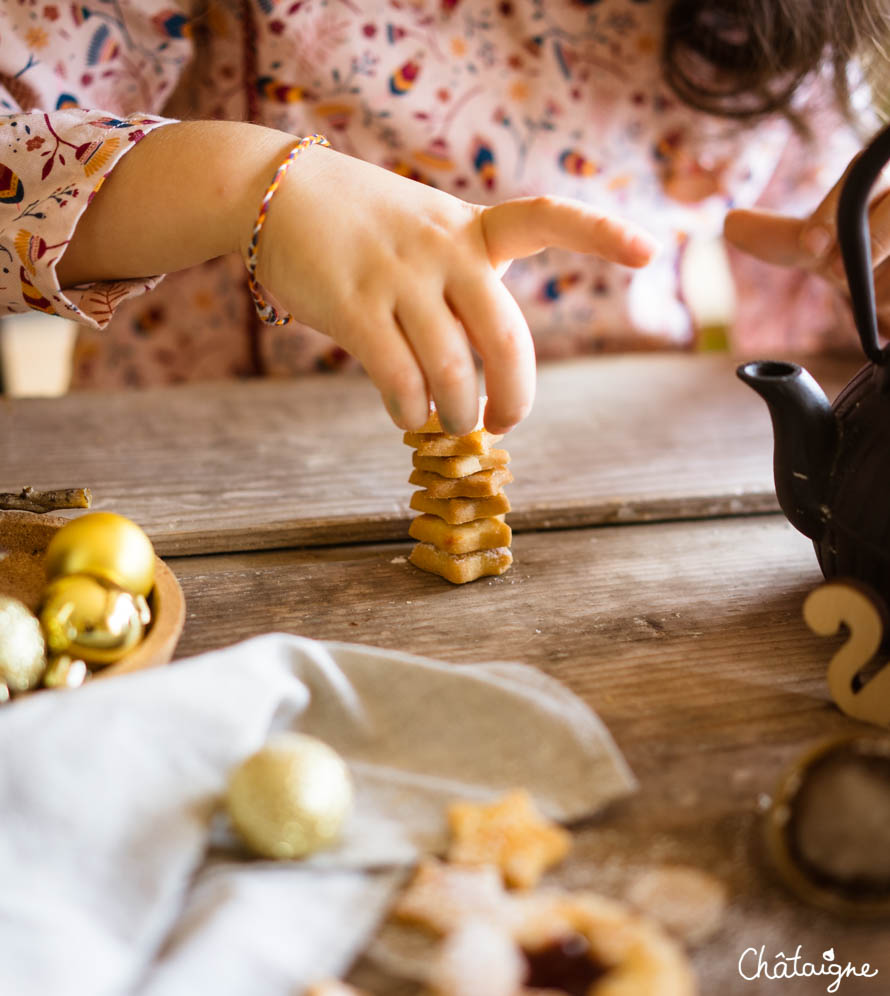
[0,486,92,513]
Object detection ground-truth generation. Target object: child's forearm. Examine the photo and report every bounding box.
[55,120,298,287]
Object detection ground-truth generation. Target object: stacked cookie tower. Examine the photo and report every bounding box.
[405,401,513,584]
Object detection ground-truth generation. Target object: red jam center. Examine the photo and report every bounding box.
[523,933,610,995]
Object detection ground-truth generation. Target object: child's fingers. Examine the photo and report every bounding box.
[342,312,430,431]
[727,153,890,273]
[447,271,536,436]
[796,155,890,261]
[801,161,890,271]
[726,189,890,286]
[870,189,890,265]
[480,196,660,271]
[826,186,890,277]
[875,257,890,320]
[723,209,807,266]
[795,157,861,261]
[395,292,480,436]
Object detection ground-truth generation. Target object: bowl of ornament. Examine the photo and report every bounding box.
[0,508,185,698]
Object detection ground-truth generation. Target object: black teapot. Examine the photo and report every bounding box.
[737,121,890,601]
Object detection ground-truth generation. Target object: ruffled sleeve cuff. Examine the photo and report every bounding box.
[0,110,179,328]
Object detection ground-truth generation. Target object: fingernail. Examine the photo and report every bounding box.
[439,414,462,436]
[385,395,411,430]
[484,414,519,435]
[801,224,833,259]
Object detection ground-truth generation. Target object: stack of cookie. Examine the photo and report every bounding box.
[404,402,513,584]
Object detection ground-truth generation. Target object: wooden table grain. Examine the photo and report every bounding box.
[167,516,886,996]
[2,353,859,555]
[5,352,885,995]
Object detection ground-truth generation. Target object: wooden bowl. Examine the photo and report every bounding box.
[0,510,185,681]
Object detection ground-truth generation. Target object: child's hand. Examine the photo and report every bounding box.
[56,122,657,434]
[723,161,890,330]
[255,146,659,435]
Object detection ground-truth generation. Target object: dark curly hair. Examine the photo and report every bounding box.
[662,0,890,130]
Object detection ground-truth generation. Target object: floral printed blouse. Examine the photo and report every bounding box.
[0,0,866,388]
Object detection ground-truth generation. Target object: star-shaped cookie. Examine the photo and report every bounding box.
[446,789,572,889]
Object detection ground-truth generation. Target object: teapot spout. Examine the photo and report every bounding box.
[737,361,837,541]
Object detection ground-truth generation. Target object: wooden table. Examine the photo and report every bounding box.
[4,353,886,995]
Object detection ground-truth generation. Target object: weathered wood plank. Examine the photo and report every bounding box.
[1,353,859,555]
[165,516,886,995]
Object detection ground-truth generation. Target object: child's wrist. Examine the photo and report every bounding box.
[238,134,331,324]
[230,128,299,258]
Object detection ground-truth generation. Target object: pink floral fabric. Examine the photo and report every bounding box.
[0,0,865,389]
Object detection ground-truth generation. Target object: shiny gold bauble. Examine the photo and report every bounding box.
[40,574,151,666]
[0,595,47,693]
[44,512,155,597]
[226,732,354,860]
[42,654,89,689]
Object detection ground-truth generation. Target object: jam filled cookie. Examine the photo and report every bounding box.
[394,860,697,996]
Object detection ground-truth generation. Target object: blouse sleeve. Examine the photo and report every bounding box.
[0,0,197,329]
[0,106,180,328]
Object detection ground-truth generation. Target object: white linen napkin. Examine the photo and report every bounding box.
[0,633,634,996]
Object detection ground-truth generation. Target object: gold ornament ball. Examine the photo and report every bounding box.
[40,574,150,666]
[44,512,155,597]
[43,654,89,689]
[0,595,47,693]
[226,732,354,860]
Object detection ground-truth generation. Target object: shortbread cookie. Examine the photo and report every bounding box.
[626,865,728,946]
[409,514,511,555]
[409,466,514,499]
[410,490,510,525]
[393,859,516,935]
[428,921,525,996]
[404,396,512,582]
[412,449,510,478]
[408,543,513,584]
[404,430,504,456]
[447,789,571,890]
[306,983,369,996]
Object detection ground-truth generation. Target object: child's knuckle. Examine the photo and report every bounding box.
[431,351,471,389]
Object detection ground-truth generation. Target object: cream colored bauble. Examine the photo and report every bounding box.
[226,732,353,859]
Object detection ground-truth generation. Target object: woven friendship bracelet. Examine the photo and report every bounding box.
[244,133,330,326]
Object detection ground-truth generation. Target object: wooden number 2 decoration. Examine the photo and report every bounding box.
[803,581,890,727]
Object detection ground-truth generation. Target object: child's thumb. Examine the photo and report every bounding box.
[481,196,659,270]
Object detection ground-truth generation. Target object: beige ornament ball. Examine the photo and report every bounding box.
[0,595,47,694]
[226,732,354,860]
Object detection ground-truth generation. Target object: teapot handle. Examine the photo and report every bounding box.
[837,120,890,365]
